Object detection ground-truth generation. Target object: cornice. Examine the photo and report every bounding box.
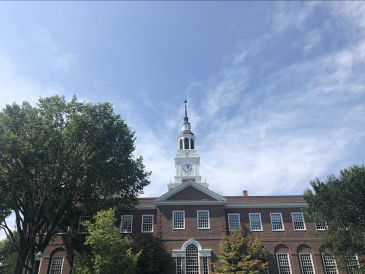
[225,202,308,208]
[135,205,157,210]
[154,180,227,203]
[155,200,227,206]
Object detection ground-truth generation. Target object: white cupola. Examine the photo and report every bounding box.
[167,99,208,191]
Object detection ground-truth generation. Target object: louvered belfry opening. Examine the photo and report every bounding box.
[184,137,189,149]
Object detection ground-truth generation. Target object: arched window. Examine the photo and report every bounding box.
[184,138,189,150]
[179,139,183,149]
[185,244,199,274]
[190,139,194,149]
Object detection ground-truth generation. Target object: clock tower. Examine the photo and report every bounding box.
[167,99,209,191]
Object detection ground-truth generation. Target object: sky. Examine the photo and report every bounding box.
[1,2,365,239]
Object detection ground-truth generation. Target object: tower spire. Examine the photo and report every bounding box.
[184,98,187,118]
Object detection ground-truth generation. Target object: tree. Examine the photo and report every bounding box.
[0,95,151,274]
[303,165,365,271]
[0,231,19,274]
[213,230,269,274]
[133,234,172,274]
[73,209,139,274]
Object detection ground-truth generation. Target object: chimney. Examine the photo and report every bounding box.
[243,190,248,196]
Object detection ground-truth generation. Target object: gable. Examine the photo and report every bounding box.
[165,186,218,201]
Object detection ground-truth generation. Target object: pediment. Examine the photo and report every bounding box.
[155,180,227,205]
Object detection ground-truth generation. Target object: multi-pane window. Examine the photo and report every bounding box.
[270,213,284,231]
[197,210,210,229]
[203,257,209,274]
[186,244,199,274]
[176,257,182,274]
[78,216,91,234]
[347,256,361,274]
[314,213,328,230]
[141,215,153,233]
[249,213,263,231]
[57,224,68,234]
[299,253,315,274]
[120,215,133,233]
[173,211,185,229]
[292,213,306,230]
[49,256,64,274]
[322,254,339,274]
[277,253,292,274]
[228,213,240,231]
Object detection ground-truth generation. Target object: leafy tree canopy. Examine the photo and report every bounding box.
[0,230,19,274]
[303,164,365,271]
[0,95,150,274]
[73,209,139,274]
[213,230,269,274]
[133,234,172,274]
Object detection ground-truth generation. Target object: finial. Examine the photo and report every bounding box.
[184,98,188,118]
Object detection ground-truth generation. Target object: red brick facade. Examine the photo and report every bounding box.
[32,180,355,274]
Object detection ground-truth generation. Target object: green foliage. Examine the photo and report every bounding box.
[213,230,269,274]
[0,231,19,274]
[303,165,365,271]
[133,235,172,274]
[73,209,139,274]
[0,95,150,273]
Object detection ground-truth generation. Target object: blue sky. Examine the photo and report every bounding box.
[1,1,365,238]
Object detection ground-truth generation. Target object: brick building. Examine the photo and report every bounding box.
[34,102,361,274]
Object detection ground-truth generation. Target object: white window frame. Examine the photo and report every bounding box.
[270,213,285,231]
[321,253,339,274]
[299,253,316,274]
[203,256,209,274]
[176,257,182,274]
[78,216,91,234]
[141,215,154,233]
[173,211,185,229]
[120,215,133,233]
[228,213,241,231]
[313,213,328,230]
[347,255,361,274]
[291,212,306,231]
[49,256,64,274]
[276,253,292,274]
[197,210,210,229]
[249,213,263,231]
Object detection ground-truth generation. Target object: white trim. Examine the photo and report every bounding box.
[120,215,133,233]
[78,216,91,234]
[49,256,64,274]
[173,211,185,230]
[135,205,156,210]
[291,212,306,231]
[154,180,227,203]
[141,215,154,233]
[197,210,210,229]
[270,213,284,231]
[172,239,212,258]
[321,253,339,274]
[249,213,263,231]
[182,239,202,250]
[228,213,241,231]
[157,200,226,206]
[299,253,315,274]
[225,203,308,208]
[276,253,292,274]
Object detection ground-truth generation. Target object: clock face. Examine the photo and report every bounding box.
[182,163,193,174]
